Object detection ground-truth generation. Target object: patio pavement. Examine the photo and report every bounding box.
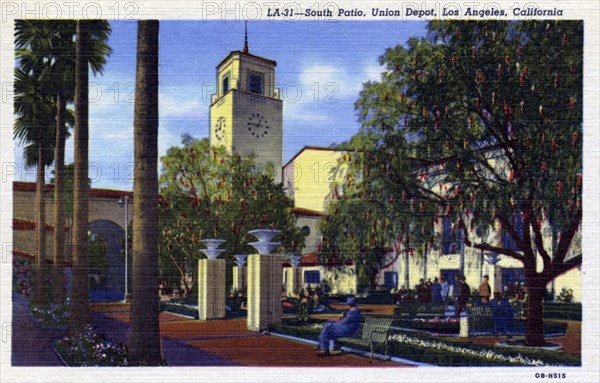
[89,303,409,367]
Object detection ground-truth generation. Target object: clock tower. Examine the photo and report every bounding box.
[209,28,283,182]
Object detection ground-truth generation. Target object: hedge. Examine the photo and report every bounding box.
[269,321,580,366]
[543,302,582,321]
[388,317,567,337]
[159,301,199,319]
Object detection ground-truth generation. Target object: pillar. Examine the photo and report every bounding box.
[233,265,247,291]
[247,254,282,332]
[197,259,226,320]
[286,266,303,295]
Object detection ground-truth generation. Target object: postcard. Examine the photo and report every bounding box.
[1,1,598,382]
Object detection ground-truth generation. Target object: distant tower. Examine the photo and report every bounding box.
[209,22,283,182]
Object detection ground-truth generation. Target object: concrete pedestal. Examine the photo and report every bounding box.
[459,312,470,337]
[285,267,303,295]
[233,266,247,291]
[247,254,282,332]
[198,258,226,320]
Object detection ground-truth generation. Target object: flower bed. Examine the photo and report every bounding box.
[30,304,69,328]
[389,333,546,366]
[54,324,128,366]
[393,316,460,334]
[13,256,32,297]
[393,328,580,366]
[269,320,580,366]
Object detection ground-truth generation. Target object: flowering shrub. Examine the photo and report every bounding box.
[13,256,32,297]
[31,304,69,327]
[287,287,322,322]
[389,333,546,366]
[412,316,459,324]
[557,288,574,303]
[55,324,128,366]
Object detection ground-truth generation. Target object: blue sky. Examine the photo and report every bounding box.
[15,20,427,190]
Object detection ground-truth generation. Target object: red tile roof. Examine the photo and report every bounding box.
[13,218,56,231]
[12,250,67,265]
[13,181,132,199]
[282,252,353,267]
[291,207,325,217]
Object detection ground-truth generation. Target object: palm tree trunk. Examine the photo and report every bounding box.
[33,144,47,305]
[52,90,66,304]
[69,20,90,335]
[128,20,161,365]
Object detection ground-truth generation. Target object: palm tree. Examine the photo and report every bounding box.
[128,20,162,365]
[14,67,56,305]
[16,20,110,305]
[69,20,112,335]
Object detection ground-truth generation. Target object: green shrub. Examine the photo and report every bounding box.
[557,288,574,303]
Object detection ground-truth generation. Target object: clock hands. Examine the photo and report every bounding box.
[247,114,269,138]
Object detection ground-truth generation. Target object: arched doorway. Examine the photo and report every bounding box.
[88,220,128,302]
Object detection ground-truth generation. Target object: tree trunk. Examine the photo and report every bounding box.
[52,90,66,304]
[69,20,90,335]
[525,277,546,347]
[33,144,47,306]
[128,20,161,365]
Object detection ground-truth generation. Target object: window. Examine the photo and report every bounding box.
[222,74,230,94]
[301,225,311,237]
[304,270,320,284]
[247,71,264,94]
[501,214,523,251]
[384,271,398,289]
[442,216,463,254]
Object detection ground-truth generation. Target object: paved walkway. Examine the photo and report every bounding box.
[11,293,64,366]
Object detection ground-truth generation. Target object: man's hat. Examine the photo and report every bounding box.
[345,296,357,306]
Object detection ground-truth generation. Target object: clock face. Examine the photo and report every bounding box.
[215,116,226,142]
[246,113,270,139]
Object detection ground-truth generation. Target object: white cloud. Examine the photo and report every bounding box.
[362,61,384,83]
[159,94,207,120]
[283,100,332,123]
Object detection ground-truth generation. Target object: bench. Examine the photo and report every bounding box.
[467,304,525,336]
[337,317,394,362]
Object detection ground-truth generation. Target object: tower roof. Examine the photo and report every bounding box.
[216,50,277,69]
[216,21,276,69]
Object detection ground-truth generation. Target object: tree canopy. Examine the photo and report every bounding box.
[321,20,582,346]
[158,136,304,294]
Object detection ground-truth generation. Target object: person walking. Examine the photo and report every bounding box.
[431,277,443,302]
[479,275,491,303]
[440,276,450,302]
[316,296,362,356]
[455,276,471,317]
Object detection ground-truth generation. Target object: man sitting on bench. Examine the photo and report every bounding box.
[316,296,362,356]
